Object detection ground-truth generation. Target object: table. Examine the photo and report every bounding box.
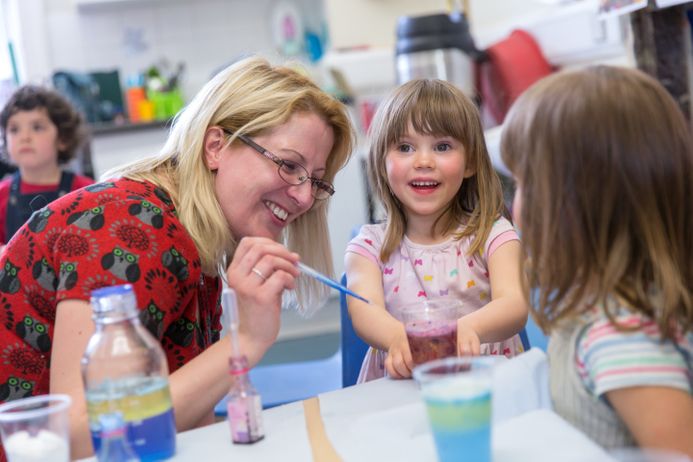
[80,377,616,461]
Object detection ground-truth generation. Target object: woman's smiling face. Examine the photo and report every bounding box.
[205,112,334,240]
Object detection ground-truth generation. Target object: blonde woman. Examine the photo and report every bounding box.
[0,56,354,458]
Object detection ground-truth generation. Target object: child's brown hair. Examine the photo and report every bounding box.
[501,65,693,339]
[0,85,86,164]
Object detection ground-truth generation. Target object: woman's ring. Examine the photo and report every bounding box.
[251,267,267,281]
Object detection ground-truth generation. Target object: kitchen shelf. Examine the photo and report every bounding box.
[89,119,170,136]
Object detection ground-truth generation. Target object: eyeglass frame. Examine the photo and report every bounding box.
[221,128,335,200]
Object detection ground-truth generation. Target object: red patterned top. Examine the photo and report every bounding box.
[0,172,95,243]
[0,177,222,404]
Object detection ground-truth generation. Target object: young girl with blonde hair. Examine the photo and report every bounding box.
[502,65,692,456]
[345,79,528,381]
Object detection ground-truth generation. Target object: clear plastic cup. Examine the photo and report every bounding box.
[0,394,71,462]
[413,356,496,462]
[395,299,464,365]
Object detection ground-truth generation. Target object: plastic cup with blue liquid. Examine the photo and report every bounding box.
[413,356,495,462]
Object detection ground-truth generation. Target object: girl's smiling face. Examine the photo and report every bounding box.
[385,125,474,236]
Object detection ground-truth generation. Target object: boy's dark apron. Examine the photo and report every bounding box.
[6,171,74,240]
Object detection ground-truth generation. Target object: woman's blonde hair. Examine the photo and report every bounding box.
[367,79,505,262]
[501,65,693,339]
[107,56,354,309]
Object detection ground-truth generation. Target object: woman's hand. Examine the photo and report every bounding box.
[385,326,413,379]
[457,319,481,356]
[226,237,300,355]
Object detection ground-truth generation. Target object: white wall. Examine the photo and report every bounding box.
[10,0,325,100]
[1,0,366,283]
[324,0,448,49]
[324,0,558,51]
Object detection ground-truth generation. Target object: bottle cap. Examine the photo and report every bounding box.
[90,284,139,319]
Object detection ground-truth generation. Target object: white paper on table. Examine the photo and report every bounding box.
[492,347,552,424]
[494,409,615,462]
[324,399,615,462]
[328,401,437,461]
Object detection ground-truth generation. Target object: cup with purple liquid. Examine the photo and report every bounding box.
[395,299,464,366]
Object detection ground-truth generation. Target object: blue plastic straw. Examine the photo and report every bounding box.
[297,262,370,304]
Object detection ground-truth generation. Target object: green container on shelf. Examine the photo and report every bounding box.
[147,89,184,120]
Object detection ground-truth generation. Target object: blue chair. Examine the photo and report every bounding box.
[524,288,549,351]
[523,314,548,352]
[340,274,369,388]
[519,325,531,351]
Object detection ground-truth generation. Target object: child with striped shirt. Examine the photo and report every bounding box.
[501,66,692,457]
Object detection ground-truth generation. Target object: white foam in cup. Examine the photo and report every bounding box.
[4,429,69,462]
[0,394,71,462]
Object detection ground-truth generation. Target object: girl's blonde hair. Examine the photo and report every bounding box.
[367,79,505,262]
[501,65,693,339]
[106,56,354,309]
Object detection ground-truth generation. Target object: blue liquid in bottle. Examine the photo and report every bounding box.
[83,285,177,461]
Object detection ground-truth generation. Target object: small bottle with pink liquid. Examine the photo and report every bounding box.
[222,288,265,444]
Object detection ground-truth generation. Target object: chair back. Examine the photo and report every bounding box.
[340,274,369,388]
[524,314,548,351]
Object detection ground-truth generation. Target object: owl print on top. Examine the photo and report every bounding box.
[154,187,173,207]
[0,177,222,401]
[15,315,50,352]
[165,317,195,347]
[32,257,58,291]
[140,300,165,339]
[101,245,141,282]
[84,181,115,193]
[0,260,20,294]
[0,376,34,401]
[66,206,105,231]
[57,261,78,291]
[27,208,53,233]
[162,246,189,281]
[129,200,164,229]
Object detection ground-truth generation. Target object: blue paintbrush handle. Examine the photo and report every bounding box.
[297,262,370,304]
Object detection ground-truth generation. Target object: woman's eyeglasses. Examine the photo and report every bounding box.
[222,129,335,200]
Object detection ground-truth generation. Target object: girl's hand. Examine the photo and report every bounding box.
[385,327,413,379]
[226,237,300,353]
[457,319,481,356]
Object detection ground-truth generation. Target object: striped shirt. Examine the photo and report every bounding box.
[548,306,692,448]
[576,310,692,398]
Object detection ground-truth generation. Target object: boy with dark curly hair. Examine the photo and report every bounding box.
[0,85,93,245]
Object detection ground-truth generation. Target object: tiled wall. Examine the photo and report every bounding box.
[41,0,325,100]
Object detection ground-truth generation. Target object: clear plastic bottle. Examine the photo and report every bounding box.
[223,289,264,444]
[82,284,176,461]
[97,412,140,462]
